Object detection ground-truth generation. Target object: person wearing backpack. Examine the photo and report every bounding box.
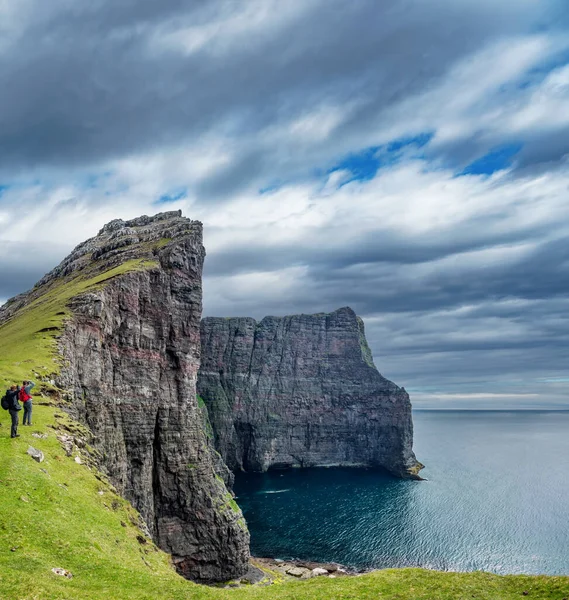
[5,385,21,438]
[20,380,35,426]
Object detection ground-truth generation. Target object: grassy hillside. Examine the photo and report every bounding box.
[1,261,568,599]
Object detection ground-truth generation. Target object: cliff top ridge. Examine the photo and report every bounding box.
[97,209,189,235]
[0,211,201,319]
[42,210,201,285]
[202,306,357,324]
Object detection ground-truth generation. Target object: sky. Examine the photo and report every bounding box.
[0,0,568,409]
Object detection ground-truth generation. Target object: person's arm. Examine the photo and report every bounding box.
[11,392,20,410]
[25,382,35,393]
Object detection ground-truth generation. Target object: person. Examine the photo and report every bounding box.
[20,380,35,426]
[6,385,21,438]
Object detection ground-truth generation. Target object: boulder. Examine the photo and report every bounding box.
[286,566,310,578]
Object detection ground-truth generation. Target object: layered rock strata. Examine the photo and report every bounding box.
[198,307,422,478]
[2,211,249,582]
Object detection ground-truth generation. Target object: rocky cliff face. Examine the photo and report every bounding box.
[198,308,422,479]
[4,211,249,582]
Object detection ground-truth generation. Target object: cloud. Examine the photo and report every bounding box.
[0,0,568,407]
[0,1,564,183]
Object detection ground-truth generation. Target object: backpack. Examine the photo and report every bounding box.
[1,394,9,410]
[19,387,30,403]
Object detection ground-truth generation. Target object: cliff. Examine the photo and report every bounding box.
[0,211,249,583]
[198,307,422,478]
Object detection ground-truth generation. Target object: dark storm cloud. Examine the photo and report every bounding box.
[368,299,569,409]
[0,0,566,190]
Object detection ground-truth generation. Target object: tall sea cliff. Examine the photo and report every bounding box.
[0,211,250,582]
[198,309,422,478]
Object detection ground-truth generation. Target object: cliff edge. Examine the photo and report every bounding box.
[198,307,423,479]
[0,210,250,582]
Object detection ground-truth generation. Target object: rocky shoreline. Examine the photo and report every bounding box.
[221,557,366,587]
[255,557,364,579]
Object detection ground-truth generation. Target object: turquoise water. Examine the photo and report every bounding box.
[233,410,569,575]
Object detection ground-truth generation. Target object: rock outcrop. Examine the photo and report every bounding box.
[198,308,422,479]
[2,211,249,582]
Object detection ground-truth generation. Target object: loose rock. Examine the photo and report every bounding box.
[27,446,44,463]
[51,568,73,579]
[57,434,75,456]
[286,566,309,578]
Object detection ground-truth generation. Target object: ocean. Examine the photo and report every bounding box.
[233,410,569,575]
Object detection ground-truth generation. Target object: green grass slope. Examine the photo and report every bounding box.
[1,261,568,599]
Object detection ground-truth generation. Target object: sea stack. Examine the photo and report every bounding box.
[198,308,423,478]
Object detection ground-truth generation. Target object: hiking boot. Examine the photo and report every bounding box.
[11,434,20,438]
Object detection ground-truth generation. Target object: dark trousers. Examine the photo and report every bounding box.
[9,409,19,437]
[23,401,32,425]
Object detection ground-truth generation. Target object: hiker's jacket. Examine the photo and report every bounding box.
[6,390,21,411]
[20,382,35,402]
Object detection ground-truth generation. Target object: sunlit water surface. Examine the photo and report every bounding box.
[234,411,569,575]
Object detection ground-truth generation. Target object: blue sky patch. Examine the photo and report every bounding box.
[328,132,434,184]
[156,188,187,204]
[460,143,523,176]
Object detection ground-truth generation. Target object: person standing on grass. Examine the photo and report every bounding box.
[20,380,34,426]
[6,385,21,438]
